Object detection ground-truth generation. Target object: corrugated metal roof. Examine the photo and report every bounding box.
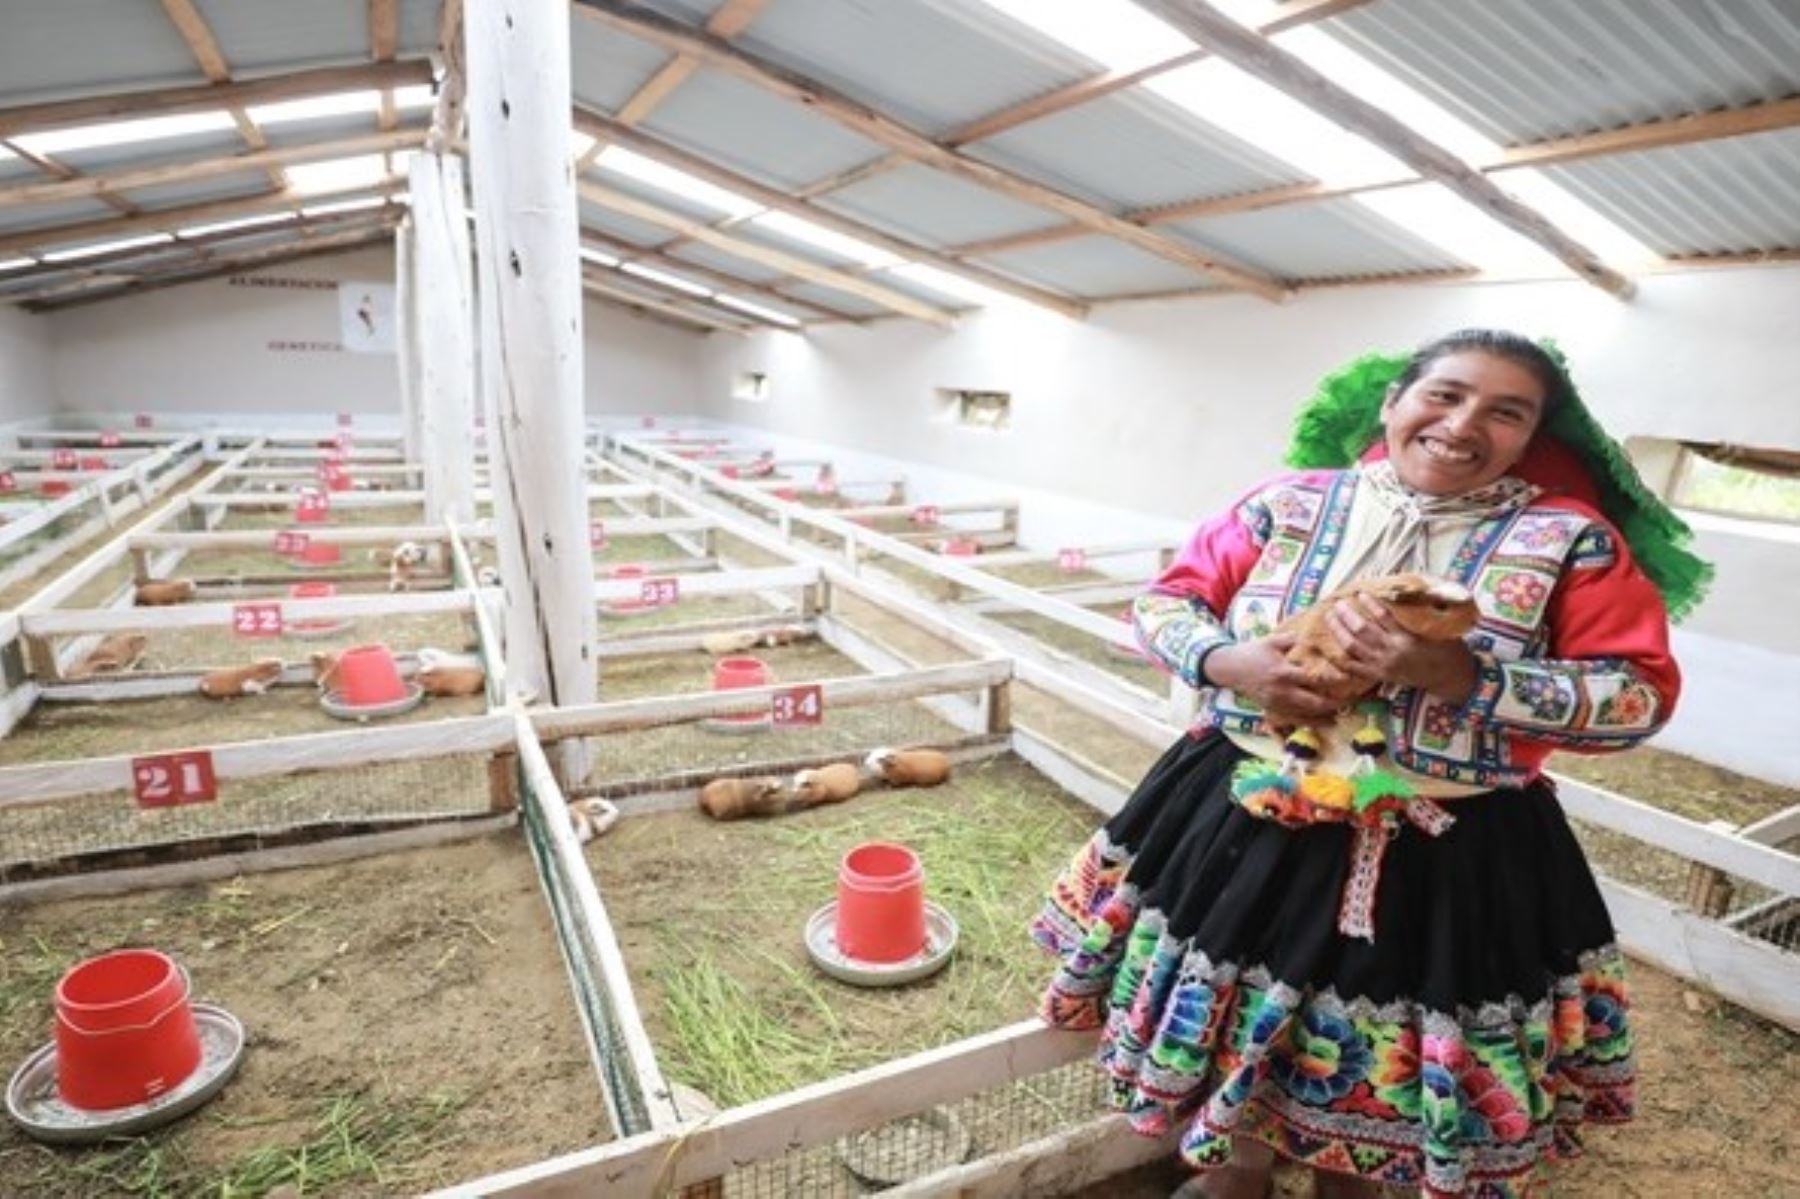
[776,280,887,318]
[395,0,444,58]
[578,201,678,248]
[817,163,1061,249]
[967,88,1312,212]
[0,1,201,106]
[194,0,369,74]
[639,69,885,191]
[1331,0,1800,146]
[665,0,1095,140]
[0,198,116,235]
[1541,126,1800,256]
[1166,197,1470,281]
[979,236,1217,297]
[124,173,283,212]
[667,241,785,284]
[585,164,741,226]
[53,130,251,176]
[571,17,682,115]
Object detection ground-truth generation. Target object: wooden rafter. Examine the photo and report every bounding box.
[432,0,465,146]
[580,266,758,334]
[0,206,398,288]
[0,61,432,140]
[158,0,290,194]
[580,229,860,323]
[0,130,424,210]
[1125,0,1633,296]
[0,139,141,218]
[0,180,403,260]
[795,0,1375,200]
[581,285,725,336]
[1501,94,1800,168]
[573,0,1287,301]
[372,0,402,130]
[573,0,769,176]
[19,222,398,311]
[573,108,1088,319]
[577,178,957,325]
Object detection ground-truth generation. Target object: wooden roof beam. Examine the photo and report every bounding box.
[158,0,291,195]
[0,180,403,260]
[430,0,465,148]
[372,0,402,130]
[0,139,143,220]
[579,228,861,323]
[573,108,1088,319]
[0,60,433,140]
[578,178,957,325]
[573,0,769,176]
[18,223,397,311]
[1129,0,1634,297]
[582,286,725,336]
[0,129,425,211]
[580,269,751,334]
[795,0,1374,201]
[573,0,1287,301]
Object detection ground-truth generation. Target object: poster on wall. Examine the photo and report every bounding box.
[338,282,396,354]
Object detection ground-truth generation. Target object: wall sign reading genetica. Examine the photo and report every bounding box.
[267,340,346,353]
[229,276,339,291]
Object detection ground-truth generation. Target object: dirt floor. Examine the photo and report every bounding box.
[0,835,609,1197]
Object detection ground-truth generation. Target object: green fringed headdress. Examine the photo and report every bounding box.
[1284,343,1712,622]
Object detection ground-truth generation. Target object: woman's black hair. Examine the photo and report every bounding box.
[1388,328,1572,419]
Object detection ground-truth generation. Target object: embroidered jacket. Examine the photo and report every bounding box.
[1135,468,1682,789]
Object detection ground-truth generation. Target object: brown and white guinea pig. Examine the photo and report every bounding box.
[199,658,284,699]
[864,747,953,788]
[757,624,811,647]
[790,762,863,807]
[308,650,342,693]
[418,664,486,698]
[69,632,149,679]
[134,578,197,606]
[697,776,790,821]
[1271,572,1479,712]
[568,797,619,843]
[699,629,762,656]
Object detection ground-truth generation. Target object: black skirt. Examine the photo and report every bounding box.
[1032,732,1634,1198]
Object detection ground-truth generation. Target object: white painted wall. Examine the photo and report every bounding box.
[0,304,53,426]
[46,244,705,422]
[695,265,1800,785]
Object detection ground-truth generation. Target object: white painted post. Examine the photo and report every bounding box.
[465,0,597,782]
[411,149,477,523]
[395,214,423,463]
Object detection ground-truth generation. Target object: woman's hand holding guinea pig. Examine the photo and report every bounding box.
[1323,593,1477,702]
[1205,633,1345,724]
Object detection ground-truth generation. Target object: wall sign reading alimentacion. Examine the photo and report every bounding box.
[229,276,396,355]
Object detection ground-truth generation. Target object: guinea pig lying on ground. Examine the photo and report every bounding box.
[864,747,953,788]
[69,633,148,679]
[791,762,863,807]
[199,658,284,699]
[134,578,197,606]
[1264,572,1478,725]
[697,776,790,821]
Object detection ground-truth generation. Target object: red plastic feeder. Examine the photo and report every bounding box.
[324,471,353,493]
[332,645,408,707]
[836,843,927,964]
[287,580,350,638]
[774,487,799,502]
[702,655,771,733]
[294,493,329,524]
[941,537,981,558]
[54,950,201,1111]
[79,456,109,471]
[297,541,342,567]
[40,480,73,498]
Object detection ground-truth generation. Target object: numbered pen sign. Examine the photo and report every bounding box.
[639,577,680,607]
[910,505,941,527]
[132,751,218,810]
[100,431,122,448]
[0,471,15,493]
[296,491,331,517]
[134,413,154,429]
[1057,548,1088,573]
[771,684,824,728]
[232,603,285,637]
[52,449,78,469]
[589,521,608,551]
[273,530,310,555]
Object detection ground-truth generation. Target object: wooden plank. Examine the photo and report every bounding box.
[513,713,682,1128]
[1552,775,1800,895]
[132,524,450,549]
[1131,0,1633,297]
[431,1021,1097,1198]
[0,814,516,908]
[0,61,433,139]
[574,1,1288,302]
[532,658,1010,740]
[885,1113,1178,1198]
[1013,727,1134,819]
[1599,879,1800,1033]
[1739,802,1800,849]
[0,130,424,210]
[592,563,814,603]
[0,713,516,809]
[23,589,474,636]
[1503,95,1800,169]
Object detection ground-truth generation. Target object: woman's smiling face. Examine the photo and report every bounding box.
[1382,351,1547,495]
